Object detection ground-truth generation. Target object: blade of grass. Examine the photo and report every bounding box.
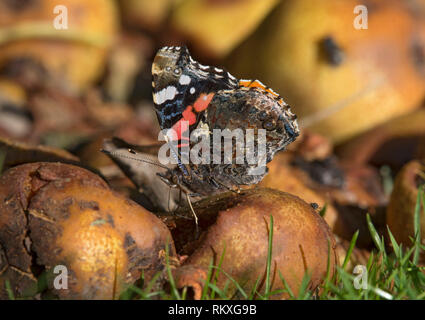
[248,274,262,300]
[321,239,333,297]
[210,245,226,300]
[367,214,385,253]
[206,283,228,299]
[342,230,359,270]
[380,165,393,196]
[413,187,423,264]
[297,272,312,300]
[337,268,357,298]
[278,270,295,299]
[165,242,181,300]
[210,266,248,299]
[319,203,327,218]
[201,259,215,300]
[5,280,15,300]
[145,271,162,294]
[265,215,273,298]
[387,227,400,259]
[181,286,188,300]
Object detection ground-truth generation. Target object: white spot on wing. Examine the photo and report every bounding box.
[228,72,236,80]
[179,74,191,85]
[153,86,178,105]
[166,86,178,101]
[197,70,209,78]
[190,87,196,94]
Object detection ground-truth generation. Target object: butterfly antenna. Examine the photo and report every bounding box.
[101,149,170,171]
[186,192,199,236]
[163,134,190,176]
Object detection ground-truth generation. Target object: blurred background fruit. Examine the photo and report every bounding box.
[386,160,425,255]
[119,0,174,32]
[0,162,175,299]
[0,0,119,94]
[334,235,370,272]
[0,78,30,139]
[170,0,280,59]
[228,0,425,143]
[0,136,79,171]
[337,108,425,171]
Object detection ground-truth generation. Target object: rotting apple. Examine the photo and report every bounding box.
[170,188,338,299]
[387,160,425,256]
[0,162,176,299]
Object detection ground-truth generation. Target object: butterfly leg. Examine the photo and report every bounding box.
[156,172,178,188]
[185,192,199,237]
[163,134,191,177]
[167,184,172,212]
[171,189,185,215]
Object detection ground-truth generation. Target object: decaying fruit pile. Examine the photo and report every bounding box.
[0,0,424,299]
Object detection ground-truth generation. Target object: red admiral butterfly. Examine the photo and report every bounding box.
[151,46,299,195]
[103,46,299,220]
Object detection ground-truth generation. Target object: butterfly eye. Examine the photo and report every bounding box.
[128,149,136,154]
[263,119,276,131]
[174,68,182,75]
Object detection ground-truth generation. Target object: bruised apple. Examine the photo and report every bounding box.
[0,0,119,93]
[0,162,175,299]
[171,188,338,299]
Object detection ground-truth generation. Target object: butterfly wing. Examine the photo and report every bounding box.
[201,84,299,189]
[152,46,238,135]
[102,138,181,212]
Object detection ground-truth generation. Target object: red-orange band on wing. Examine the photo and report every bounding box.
[193,93,214,112]
[170,93,215,142]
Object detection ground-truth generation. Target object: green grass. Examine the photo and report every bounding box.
[5,280,15,300]
[120,186,425,300]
